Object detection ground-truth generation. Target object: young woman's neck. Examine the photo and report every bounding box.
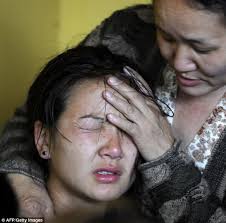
[47,174,108,217]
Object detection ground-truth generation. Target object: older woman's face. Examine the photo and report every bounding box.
[49,78,137,202]
[154,0,226,97]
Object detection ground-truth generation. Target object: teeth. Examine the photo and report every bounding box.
[97,171,114,175]
[181,73,198,80]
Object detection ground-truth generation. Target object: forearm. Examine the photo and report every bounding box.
[137,141,202,219]
[0,105,45,183]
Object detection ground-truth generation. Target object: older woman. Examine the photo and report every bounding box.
[103,1,226,222]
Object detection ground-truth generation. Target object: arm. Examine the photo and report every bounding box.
[137,141,202,220]
[0,105,44,182]
[0,105,53,217]
[135,115,226,222]
[81,4,165,89]
[102,69,211,222]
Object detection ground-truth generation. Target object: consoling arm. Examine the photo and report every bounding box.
[138,140,226,223]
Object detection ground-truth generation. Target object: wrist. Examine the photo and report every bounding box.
[139,140,181,167]
[142,137,176,161]
[143,139,180,162]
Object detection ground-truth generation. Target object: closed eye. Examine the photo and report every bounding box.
[193,46,216,54]
[75,115,105,131]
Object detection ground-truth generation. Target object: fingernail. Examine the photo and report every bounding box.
[108,77,120,85]
[104,91,112,99]
[107,113,115,122]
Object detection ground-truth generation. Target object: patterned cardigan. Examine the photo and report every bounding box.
[138,136,226,223]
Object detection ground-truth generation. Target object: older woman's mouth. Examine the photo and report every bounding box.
[176,74,202,87]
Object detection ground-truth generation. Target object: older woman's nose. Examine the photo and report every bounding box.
[172,44,197,72]
[98,131,123,160]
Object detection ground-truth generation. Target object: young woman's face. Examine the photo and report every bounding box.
[154,0,226,97]
[49,78,137,202]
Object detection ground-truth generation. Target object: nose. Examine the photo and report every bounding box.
[98,128,123,160]
[171,44,197,72]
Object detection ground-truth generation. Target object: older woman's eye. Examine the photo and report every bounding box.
[76,117,104,131]
[194,47,214,54]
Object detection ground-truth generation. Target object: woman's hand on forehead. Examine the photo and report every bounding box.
[102,72,174,161]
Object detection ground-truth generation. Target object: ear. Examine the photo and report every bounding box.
[34,121,51,159]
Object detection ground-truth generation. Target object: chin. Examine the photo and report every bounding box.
[179,86,214,97]
[92,188,126,202]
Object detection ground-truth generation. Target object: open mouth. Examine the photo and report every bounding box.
[94,168,122,183]
[96,170,119,175]
[177,74,201,87]
[178,73,198,80]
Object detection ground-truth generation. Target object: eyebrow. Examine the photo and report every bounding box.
[157,26,215,46]
[79,114,105,121]
[183,37,208,45]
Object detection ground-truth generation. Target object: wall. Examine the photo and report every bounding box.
[58,0,150,50]
[0,0,150,130]
[0,0,59,130]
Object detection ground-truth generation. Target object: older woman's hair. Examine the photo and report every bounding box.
[186,0,226,20]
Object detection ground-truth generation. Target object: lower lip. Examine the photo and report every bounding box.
[177,75,201,87]
[94,173,120,184]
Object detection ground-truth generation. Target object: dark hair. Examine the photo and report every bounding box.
[26,45,150,177]
[27,46,150,177]
[26,45,147,131]
[186,0,226,22]
[153,0,226,24]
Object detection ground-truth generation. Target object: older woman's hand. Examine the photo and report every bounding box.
[103,68,174,161]
[7,173,54,219]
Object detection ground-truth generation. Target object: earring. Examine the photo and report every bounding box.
[41,150,49,159]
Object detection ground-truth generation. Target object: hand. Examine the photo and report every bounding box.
[103,68,174,161]
[7,173,54,219]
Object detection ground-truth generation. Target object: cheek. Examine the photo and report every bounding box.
[123,142,138,167]
[199,56,226,80]
[51,133,92,163]
[75,131,102,148]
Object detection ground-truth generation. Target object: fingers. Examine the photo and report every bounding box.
[104,76,160,118]
[103,90,141,121]
[106,113,137,137]
[7,173,54,219]
[105,76,148,110]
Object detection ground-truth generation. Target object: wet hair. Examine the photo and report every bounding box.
[26,45,151,176]
[26,45,149,131]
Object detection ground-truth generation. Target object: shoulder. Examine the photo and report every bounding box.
[80,4,166,88]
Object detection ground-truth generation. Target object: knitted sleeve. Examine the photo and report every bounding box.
[0,105,45,183]
[137,142,202,222]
